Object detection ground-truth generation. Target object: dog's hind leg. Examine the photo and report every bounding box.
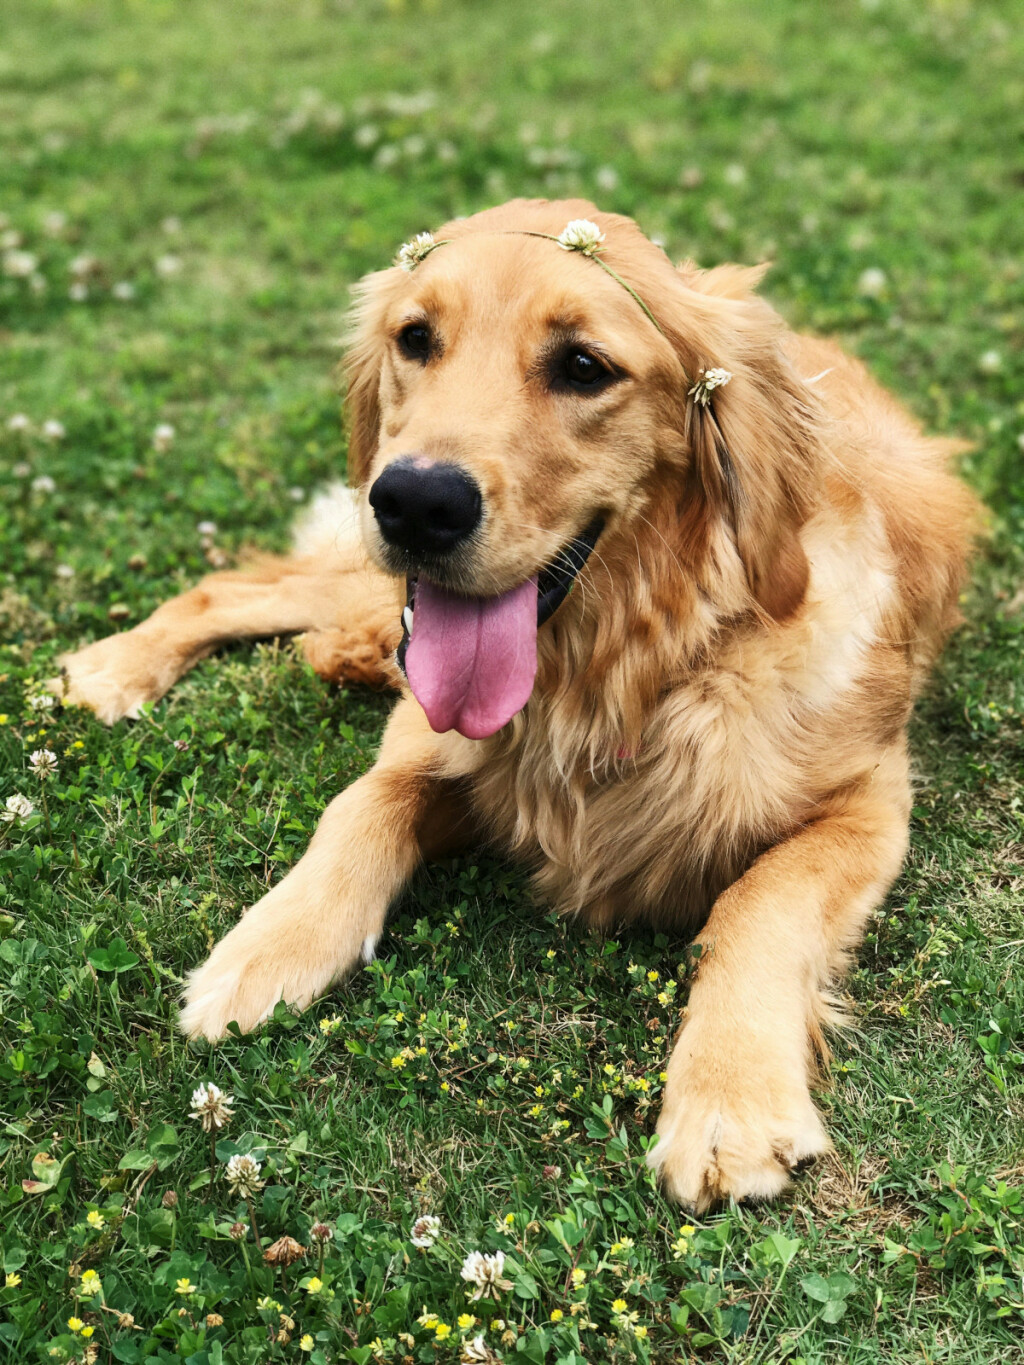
[179,696,474,1041]
[49,551,401,724]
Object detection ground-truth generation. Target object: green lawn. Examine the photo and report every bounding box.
[1,1,1022,1361]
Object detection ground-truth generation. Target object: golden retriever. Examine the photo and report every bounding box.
[53,199,977,1210]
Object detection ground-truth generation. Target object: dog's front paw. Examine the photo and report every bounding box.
[47,633,173,724]
[179,882,372,1043]
[649,1035,828,1211]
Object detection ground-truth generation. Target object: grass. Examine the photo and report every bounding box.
[1,0,1022,1361]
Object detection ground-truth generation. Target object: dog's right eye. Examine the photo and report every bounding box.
[398,324,432,362]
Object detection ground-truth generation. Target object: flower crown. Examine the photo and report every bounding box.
[394,218,732,409]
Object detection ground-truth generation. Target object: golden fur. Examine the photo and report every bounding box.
[53,199,978,1209]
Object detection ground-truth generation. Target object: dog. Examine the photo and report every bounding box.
[52,199,977,1209]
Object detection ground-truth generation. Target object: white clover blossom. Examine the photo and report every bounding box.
[56,563,75,580]
[27,692,56,711]
[197,519,217,538]
[69,254,98,279]
[556,219,606,257]
[3,250,38,279]
[410,1214,441,1249]
[42,419,65,441]
[688,367,733,407]
[3,794,36,823]
[395,231,438,271]
[6,414,31,433]
[225,1153,264,1198]
[189,1081,235,1132]
[31,474,56,494]
[69,282,88,302]
[857,266,887,298]
[460,1250,512,1301]
[29,749,58,780]
[112,281,136,301]
[156,254,182,277]
[43,211,67,237]
[152,423,175,452]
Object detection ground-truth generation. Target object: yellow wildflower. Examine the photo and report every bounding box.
[647,970,659,982]
[86,1210,104,1229]
[571,1268,586,1288]
[68,1317,84,1332]
[434,1321,452,1339]
[5,1274,22,1288]
[612,1298,627,1313]
[299,1337,314,1352]
[306,1277,323,1295]
[390,1054,407,1069]
[79,1270,102,1297]
[176,1278,195,1295]
[550,1308,563,1322]
[80,1326,95,1339]
[457,1313,475,1329]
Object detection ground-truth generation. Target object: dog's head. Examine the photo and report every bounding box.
[344,199,824,740]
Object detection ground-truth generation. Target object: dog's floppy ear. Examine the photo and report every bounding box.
[667,270,822,621]
[340,268,399,488]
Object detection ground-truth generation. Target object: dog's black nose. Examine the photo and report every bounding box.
[369,458,482,557]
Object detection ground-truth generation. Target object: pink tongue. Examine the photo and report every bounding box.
[405,576,538,739]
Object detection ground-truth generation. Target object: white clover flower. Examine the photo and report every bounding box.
[31,474,56,494]
[3,793,36,823]
[156,254,182,277]
[27,692,56,711]
[112,281,136,301]
[161,216,182,235]
[42,419,65,441]
[69,254,98,279]
[723,162,747,185]
[225,1153,264,1198]
[288,486,305,502]
[6,414,31,433]
[189,1081,235,1132]
[12,462,30,478]
[460,1250,512,1301]
[353,124,380,149]
[0,230,22,250]
[56,563,75,580]
[43,211,67,237]
[978,350,1002,375]
[688,367,733,406]
[857,267,887,298]
[29,749,58,780]
[595,165,619,192]
[3,250,38,279]
[395,232,438,271]
[556,219,605,257]
[68,282,88,302]
[410,1214,441,1249]
[152,423,176,452]
[197,519,217,537]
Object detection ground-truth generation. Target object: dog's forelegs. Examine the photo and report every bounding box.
[179,698,468,1042]
[48,554,398,724]
[649,745,911,1210]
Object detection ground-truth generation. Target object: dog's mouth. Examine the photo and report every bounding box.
[396,516,603,740]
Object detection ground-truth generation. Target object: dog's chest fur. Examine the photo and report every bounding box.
[459,507,903,933]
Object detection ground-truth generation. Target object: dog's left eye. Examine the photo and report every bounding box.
[398,324,432,362]
[560,348,612,391]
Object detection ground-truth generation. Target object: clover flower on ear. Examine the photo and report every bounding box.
[395,232,439,271]
[688,367,733,407]
[556,219,606,257]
